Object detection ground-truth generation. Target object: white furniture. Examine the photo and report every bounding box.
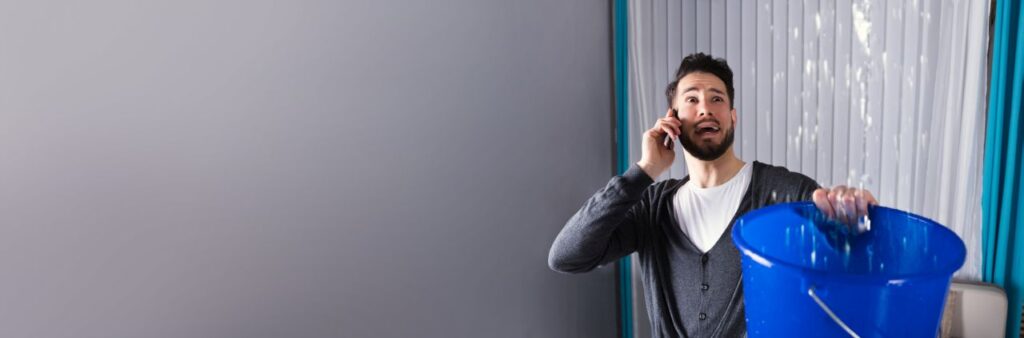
[942,281,1008,338]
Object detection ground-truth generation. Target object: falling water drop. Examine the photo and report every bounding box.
[843,240,851,270]
[867,247,875,273]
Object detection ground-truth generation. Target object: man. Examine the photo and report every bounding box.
[547,53,876,338]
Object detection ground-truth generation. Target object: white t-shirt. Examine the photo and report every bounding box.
[672,162,753,253]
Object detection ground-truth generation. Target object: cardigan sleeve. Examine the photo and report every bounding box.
[548,163,654,274]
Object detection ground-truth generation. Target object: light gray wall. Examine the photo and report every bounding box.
[0,1,617,337]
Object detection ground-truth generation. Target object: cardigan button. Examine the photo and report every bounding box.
[699,313,707,320]
[701,283,709,291]
[701,254,708,264]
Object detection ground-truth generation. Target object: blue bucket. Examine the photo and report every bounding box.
[732,202,966,337]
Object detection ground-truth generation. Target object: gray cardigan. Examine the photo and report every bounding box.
[548,161,819,338]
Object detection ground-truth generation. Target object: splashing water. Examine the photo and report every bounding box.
[852,2,873,54]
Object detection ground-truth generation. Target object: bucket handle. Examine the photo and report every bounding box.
[807,285,862,338]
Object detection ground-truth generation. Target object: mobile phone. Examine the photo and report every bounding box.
[662,109,679,149]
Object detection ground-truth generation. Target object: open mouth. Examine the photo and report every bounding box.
[695,122,721,136]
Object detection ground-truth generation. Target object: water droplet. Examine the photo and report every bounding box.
[859,173,873,186]
[923,226,929,253]
[852,3,873,54]
[867,247,875,273]
[800,224,806,247]
[843,240,851,270]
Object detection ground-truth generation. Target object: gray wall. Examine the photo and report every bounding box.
[0,1,618,337]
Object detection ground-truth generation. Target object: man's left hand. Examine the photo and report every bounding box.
[811,186,879,230]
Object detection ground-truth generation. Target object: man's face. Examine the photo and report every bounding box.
[671,72,737,161]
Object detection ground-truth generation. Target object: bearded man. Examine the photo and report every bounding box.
[548,53,877,338]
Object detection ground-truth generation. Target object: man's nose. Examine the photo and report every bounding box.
[698,102,713,116]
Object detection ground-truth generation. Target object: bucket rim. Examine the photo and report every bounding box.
[732,202,967,281]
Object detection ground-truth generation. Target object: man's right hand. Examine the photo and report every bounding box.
[636,108,680,179]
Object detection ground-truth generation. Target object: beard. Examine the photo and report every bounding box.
[679,124,735,161]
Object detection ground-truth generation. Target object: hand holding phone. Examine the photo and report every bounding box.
[637,108,680,179]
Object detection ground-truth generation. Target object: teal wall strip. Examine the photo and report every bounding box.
[982,0,1024,336]
[981,0,1006,280]
[613,0,632,337]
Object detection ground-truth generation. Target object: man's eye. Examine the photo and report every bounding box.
[712,97,723,102]
[686,97,698,103]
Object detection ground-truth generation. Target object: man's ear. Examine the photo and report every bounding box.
[731,108,737,125]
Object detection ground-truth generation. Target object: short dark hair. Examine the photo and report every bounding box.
[665,53,735,108]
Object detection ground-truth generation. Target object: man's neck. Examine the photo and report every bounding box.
[683,149,745,188]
